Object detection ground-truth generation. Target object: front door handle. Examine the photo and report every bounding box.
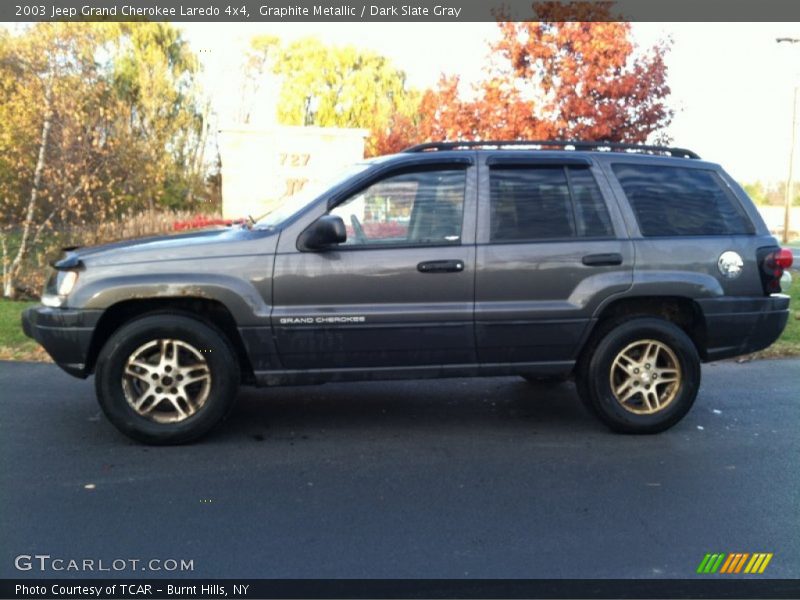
[582,253,623,267]
[417,260,465,273]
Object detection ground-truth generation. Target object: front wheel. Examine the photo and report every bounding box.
[576,318,701,434]
[95,314,239,444]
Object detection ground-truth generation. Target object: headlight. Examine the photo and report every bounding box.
[41,270,79,307]
[56,270,78,296]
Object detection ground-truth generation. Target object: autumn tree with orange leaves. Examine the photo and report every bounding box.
[375,2,673,153]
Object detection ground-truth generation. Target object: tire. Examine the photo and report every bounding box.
[576,317,701,434]
[95,314,240,444]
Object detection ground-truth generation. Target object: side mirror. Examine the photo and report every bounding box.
[298,215,347,251]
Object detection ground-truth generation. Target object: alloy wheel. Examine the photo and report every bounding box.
[121,339,211,423]
[609,339,682,415]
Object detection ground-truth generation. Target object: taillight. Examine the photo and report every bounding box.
[773,248,794,270]
[759,247,794,294]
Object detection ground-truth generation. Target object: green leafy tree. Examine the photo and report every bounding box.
[246,36,419,156]
[110,22,206,209]
[0,23,205,298]
[742,181,768,205]
[0,23,116,297]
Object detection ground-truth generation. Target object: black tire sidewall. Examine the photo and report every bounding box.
[95,314,239,444]
[585,318,701,433]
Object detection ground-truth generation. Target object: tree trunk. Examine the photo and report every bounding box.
[1,233,10,298]
[185,100,211,205]
[5,78,53,299]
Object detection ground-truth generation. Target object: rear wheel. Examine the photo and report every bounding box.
[95,314,239,444]
[576,317,700,433]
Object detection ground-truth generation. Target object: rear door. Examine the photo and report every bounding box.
[271,158,478,370]
[475,154,634,366]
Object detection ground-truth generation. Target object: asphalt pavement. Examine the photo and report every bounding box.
[1,359,798,579]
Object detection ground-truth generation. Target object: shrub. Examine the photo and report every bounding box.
[2,209,226,299]
[172,215,246,231]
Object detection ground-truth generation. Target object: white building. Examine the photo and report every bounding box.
[218,125,368,220]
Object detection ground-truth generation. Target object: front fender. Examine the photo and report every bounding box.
[70,273,271,327]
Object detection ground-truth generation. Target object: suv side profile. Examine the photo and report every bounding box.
[22,140,793,444]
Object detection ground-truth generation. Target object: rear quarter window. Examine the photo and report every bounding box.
[611,164,753,236]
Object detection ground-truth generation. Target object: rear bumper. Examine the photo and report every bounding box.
[698,295,790,361]
[21,306,103,378]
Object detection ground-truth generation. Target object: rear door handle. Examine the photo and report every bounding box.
[417,260,465,273]
[582,253,623,267]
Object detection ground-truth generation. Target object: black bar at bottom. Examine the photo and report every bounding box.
[2,579,800,599]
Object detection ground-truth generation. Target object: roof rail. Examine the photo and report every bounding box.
[402,140,701,160]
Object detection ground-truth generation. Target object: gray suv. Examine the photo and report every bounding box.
[22,141,794,444]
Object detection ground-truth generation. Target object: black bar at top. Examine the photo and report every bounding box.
[3,0,800,23]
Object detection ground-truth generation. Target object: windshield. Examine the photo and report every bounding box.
[255,163,372,228]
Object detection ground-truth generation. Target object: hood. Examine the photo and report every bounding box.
[59,225,276,268]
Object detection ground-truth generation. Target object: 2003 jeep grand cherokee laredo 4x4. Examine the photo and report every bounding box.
[22,140,794,444]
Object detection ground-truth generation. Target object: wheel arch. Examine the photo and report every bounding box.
[85,297,255,383]
[586,295,708,359]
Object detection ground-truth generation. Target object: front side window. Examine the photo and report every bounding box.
[611,164,753,236]
[330,169,466,247]
[489,166,614,241]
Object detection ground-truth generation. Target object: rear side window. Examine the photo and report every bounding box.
[611,164,753,236]
[489,166,614,241]
[569,168,615,238]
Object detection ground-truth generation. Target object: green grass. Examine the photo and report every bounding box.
[0,299,46,361]
[757,270,800,358]
[0,277,799,362]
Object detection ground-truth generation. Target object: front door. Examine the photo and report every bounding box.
[272,163,477,370]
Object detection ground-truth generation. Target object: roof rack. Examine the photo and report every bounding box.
[403,140,701,160]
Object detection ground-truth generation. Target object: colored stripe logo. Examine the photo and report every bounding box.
[697,553,773,574]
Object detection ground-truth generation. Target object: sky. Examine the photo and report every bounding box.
[181,21,800,184]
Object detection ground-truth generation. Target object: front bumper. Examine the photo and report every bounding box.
[21,306,103,378]
[698,294,791,361]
